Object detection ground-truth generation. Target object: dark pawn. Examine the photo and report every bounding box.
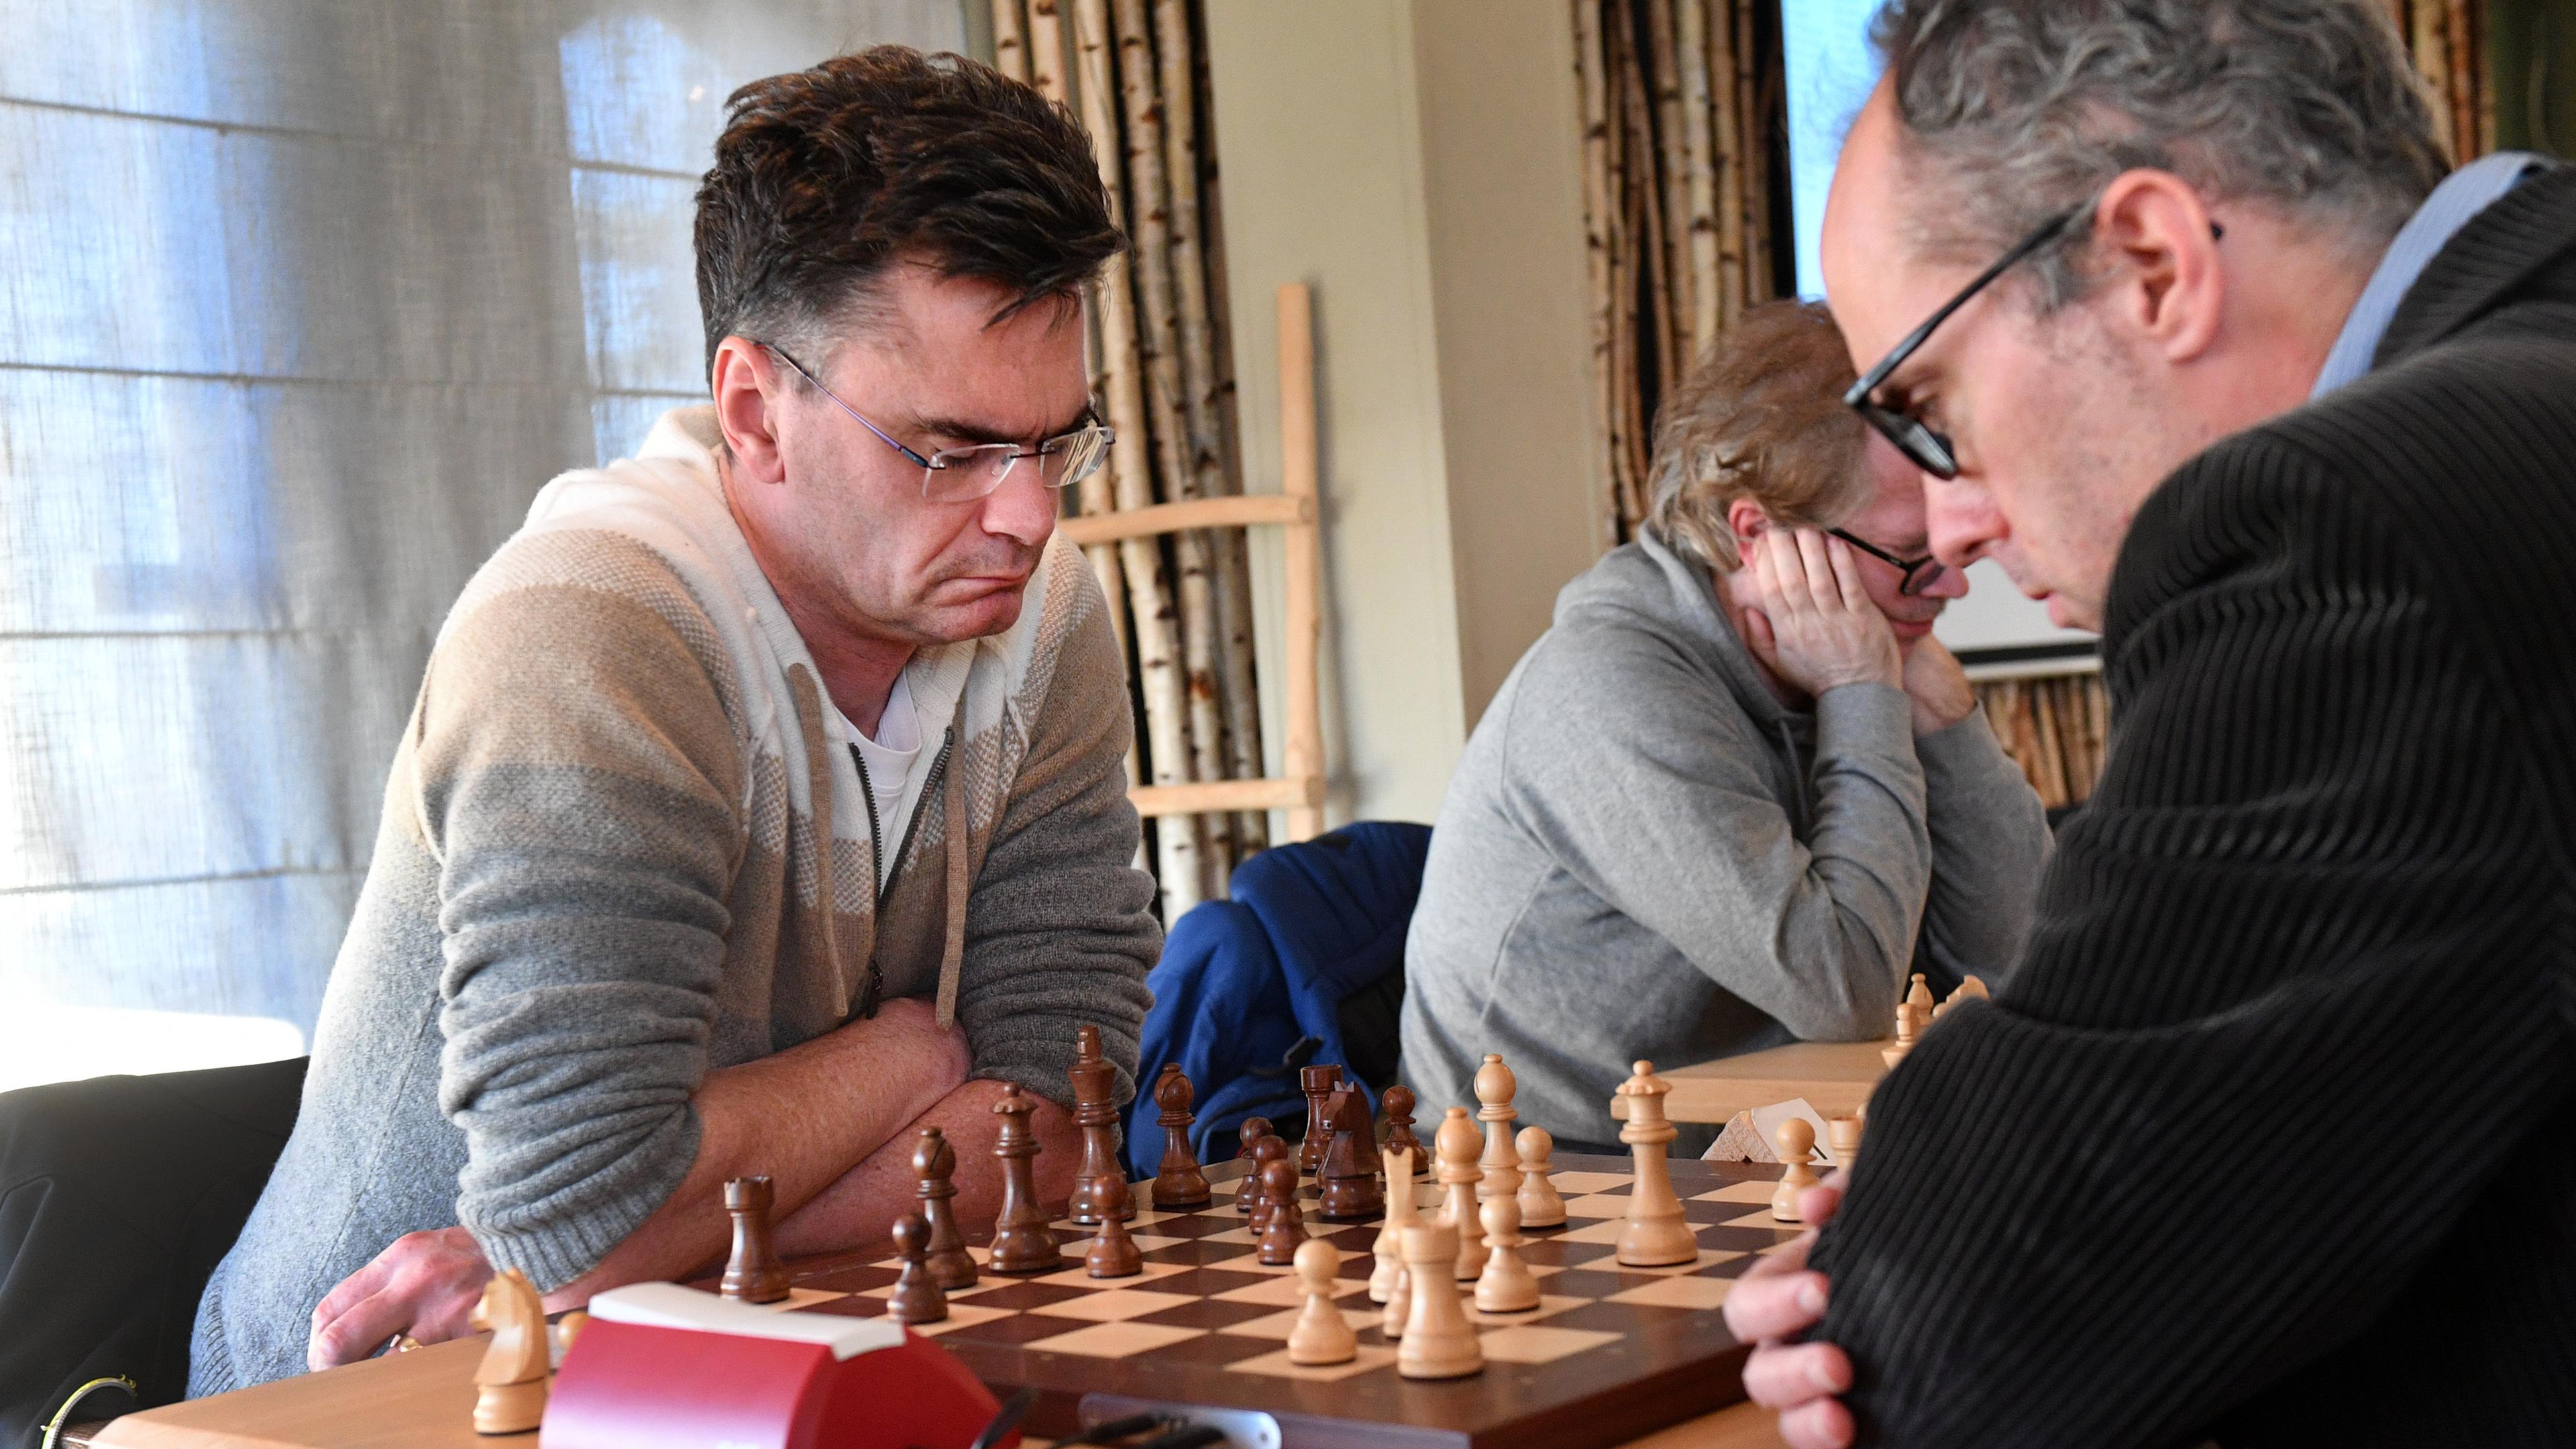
[1247,1134,1291,1235]
[1318,1086,1385,1222]
[1234,1116,1276,1216]
[1256,1157,1307,1266]
[1067,1025,1133,1225]
[887,1212,947,1324]
[1380,1085,1425,1175]
[1298,1064,1345,1173]
[1085,1202,1144,1278]
[912,1127,975,1290]
[1151,1065,1212,1209]
[720,1175,789,1303]
[988,1083,1063,1274]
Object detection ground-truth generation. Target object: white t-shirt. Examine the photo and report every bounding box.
[843,672,922,887]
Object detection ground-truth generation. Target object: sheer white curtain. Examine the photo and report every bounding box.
[0,0,966,1087]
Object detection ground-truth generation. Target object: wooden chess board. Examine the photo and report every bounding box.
[709,1153,1803,1449]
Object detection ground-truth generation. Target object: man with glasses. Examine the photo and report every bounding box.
[191,49,1160,1393]
[1400,300,2049,1158]
[1727,2,2576,1446]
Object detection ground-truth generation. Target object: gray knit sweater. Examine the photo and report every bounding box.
[191,408,1159,1393]
[1400,533,2048,1156]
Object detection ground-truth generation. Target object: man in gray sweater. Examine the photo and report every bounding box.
[1401,301,2049,1156]
[191,50,1159,1393]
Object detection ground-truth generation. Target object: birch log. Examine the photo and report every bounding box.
[2412,0,2457,160]
[2443,0,2479,160]
[991,0,1030,83]
[1675,0,1721,352]
[1029,0,1071,113]
[1572,0,1622,550]
[1074,0,1203,917]
[1619,0,1672,522]
[1113,0,1234,876]
[1705,0,1746,327]
[1603,4,1638,537]
[1155,0,1267,857]
[1647,0,1697,367]
[1739,3,1774,303]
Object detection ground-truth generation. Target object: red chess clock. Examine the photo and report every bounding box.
[543,1283,1012,1449]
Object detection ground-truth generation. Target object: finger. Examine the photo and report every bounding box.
[1795,1181,1843,1228]
[1721,1268,1829,1341]
[311,1253,397,1328]
[1794,530,1839,612]
[1825,536,1872,614]
[1742,606,1779,669]
[1741,1340,1854,1409]
[1780,1395,1859,1449]
[1750,533,1785,612]
[308,1289,411,1371]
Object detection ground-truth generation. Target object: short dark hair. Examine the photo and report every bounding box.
[692,46,1122,378]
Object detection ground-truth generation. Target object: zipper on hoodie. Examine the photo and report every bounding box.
[847,727,957,1018]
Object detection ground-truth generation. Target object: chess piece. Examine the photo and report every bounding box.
[1772,1118,1821,1222]
[1882,981,1921,1068]
[470,1269,548,1434]
[1067,1025,1133,1225]
[1150,1065,1212,1209]
[1233,1116,1275,1215]
[721,1176,790,1303]
[1934,973,1990,1022]
[1434,1106,1487,1281]
[551,1311,588,1357]
[989,1083,1063,1273]
[913,1128,976,1290]
[1515,1126,1565,1228]
[1396,1221,1484,1379]
[1370,1146,1417,1303]
[1614,1062,1696,1267]
[1287,1237,1360,1365]
[1297,1063,1344,1173]
[1247,1134,1290,1234]
[1474,1054,1521,1203]
[1256,1157,1307,1265]
[1474,1194,1541,1313]
[1318,1086,1385,1220]
[887,1212,949,1324]
[1381,1257,1411,1338]
[1085,1199,1144,1278]
[1907,971,1935,1026]
[1827,1114,1864,1176]
[1381,1085,1425,1175]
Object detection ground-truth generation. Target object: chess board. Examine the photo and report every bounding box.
[696,1153,1804,1449]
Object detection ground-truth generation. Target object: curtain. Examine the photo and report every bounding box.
[0,0,965,1081]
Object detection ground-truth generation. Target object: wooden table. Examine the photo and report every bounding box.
[1609,1039,1891,1126]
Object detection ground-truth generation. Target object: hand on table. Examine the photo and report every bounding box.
[307,1226,494,1371]
[1901,636,1978,737]
[1722,1175,1856,1449]
[1741,531,1902,701]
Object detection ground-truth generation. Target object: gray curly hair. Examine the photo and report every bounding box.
[1872,0,2448,309]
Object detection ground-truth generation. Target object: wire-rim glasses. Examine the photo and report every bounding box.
[1827,528,1947,597]
[1839,206,2083,480]
[761,342,1114,503]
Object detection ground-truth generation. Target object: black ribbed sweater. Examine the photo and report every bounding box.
[1808,165,2576,1447]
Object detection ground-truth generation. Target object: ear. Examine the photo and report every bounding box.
[2091,168,2225,364]
[1723,496,1772,557]
[710,337,790,484]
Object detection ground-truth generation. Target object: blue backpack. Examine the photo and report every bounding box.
[1122,822,1432,1179]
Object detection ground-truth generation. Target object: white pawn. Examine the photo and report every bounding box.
[1435,1107,1487,1281]
[1370,1146,1418,1304]
[1473,1194,1540,1313]
[1515,1126,1564,1228]
[1474,1054,1521,1203]
[1381,1258,1410,1340]
[1771,1118,1821,1222]
[1287,1238,1358,1364]
[1397,1220,1483,1380]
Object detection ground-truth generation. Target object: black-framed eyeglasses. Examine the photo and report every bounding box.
[760,341,1114,503]
[1827,528,1947,597]
[1840,207,2082,480]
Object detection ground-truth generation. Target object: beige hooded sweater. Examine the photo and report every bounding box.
[191,407,1159,1393]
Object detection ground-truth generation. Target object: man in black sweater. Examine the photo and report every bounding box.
[1725,2,2576,1446]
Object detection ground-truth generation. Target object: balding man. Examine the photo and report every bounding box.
[1725,3,2576,1446]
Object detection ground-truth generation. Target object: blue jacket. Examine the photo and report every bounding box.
[1122,823,1431,1179]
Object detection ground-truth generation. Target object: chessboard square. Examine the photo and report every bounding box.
[876,1244,994,1271]
[1569,1248,1743,1277]
[1723,1208,1803,1231]
[1477,1324,1623,1364]
[1211,1273,1368,1307]
[796,1264,899,1295]
[956,1281,1097,1311]
[1144,1214,1255,1240]
[1224,1344,1401,1381]
[1218,1304,1384,1340]
[1130,1298,1283,1332]
[1028,1260,1195,1289]
[1552,1218,1634,1245]
[878,1302,1024,1338]
[1463,1292,1587,1327]
[1607,1276,1736,1310]
[1198,1246,1364,1277]
[1560,1193,1631,1220]
[1025,1288,1203,1323]
[1546,1171,1634,1195]
[1023,1321,1212,1357]
[1695,1179,1782,1205]
[751,1287,850,1311]
[1196,1225,1263,1246]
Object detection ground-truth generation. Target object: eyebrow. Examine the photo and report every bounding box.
[910,404,1096,449]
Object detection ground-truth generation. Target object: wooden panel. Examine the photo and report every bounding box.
[1130,775,1325,816]
[1609,1040,1890,1126]
[1057,493,1313,545]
